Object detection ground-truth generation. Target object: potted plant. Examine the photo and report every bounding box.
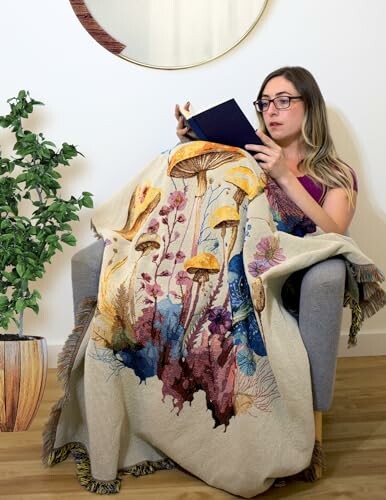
[0,90,93,431]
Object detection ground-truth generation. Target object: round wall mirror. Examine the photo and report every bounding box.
[69,0,268,69]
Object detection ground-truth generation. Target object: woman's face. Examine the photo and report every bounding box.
[261,75,305,146]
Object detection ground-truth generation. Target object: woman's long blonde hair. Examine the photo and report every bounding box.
[256,66,355,205]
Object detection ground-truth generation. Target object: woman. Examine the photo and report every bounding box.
[175,66,358,476]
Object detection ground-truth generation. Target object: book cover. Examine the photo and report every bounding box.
[180,98,263,150]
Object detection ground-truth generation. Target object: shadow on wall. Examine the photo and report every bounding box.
[328,107,386,337]
[328,108,386,267]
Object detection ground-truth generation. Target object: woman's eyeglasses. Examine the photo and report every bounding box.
[253,95,303,113]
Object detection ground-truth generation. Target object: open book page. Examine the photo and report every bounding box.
[178,99,230,120]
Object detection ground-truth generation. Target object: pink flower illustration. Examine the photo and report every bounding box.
[141,272,152,282]
[254,236,286,266]
[175,250,185,263]
[168,190,187,211]
[248,261,269,277]
[248,236,286,277]
[145,283,164,298]
[159,205,172,216]
[165,252,174,260]
[177,214,186,223]
[176,271,191,286]
[147,218,159,233]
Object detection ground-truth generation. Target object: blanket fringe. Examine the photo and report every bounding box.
[46,441,175,494]
[90,220,103,240]
[121,458,176,477]
[361,287,386,319]
[57,297,97,391]
[300,440,325,482]
[48,442,121,494]
[350,263,385,283]
[344,294,363,347]
[344,262,386,347]
[41,297,97,466]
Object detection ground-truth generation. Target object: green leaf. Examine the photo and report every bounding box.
[61,234,77,246]
[15,298,26,313]
[30,303,39,314]
[82,196,94,208]
[0,295,9,312]
[2,271,16,283]
[16,263,26,277]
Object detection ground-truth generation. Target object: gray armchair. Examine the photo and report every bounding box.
[71,240,346,480]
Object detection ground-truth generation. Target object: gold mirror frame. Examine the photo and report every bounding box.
[69,0,269,69]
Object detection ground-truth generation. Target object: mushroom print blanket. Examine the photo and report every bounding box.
[43,142,385,497]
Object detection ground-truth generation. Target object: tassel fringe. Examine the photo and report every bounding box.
[344,294,363,347]
[350,263,385,283]
[57,297,97,391]
[90,220,103,240]
[48,442,121,494]
[47,441,175,495]
[121,458,176,477]
[41,297,97,465]
[344,262,386,347]
[300,440,325,482]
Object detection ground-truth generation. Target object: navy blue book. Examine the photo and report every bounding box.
[180,98,263,150]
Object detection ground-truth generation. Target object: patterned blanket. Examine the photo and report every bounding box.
[43,142,385,497]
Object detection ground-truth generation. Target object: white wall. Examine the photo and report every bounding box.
[1,0,385,357]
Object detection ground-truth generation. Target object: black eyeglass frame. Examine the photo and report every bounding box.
[253,95,303,113]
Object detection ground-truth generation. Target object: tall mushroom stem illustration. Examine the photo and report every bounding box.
[209,205,240,271]
[182,253,220,344]
[128,232,161,324]
[224,166,262,262]
[167,142,244,324]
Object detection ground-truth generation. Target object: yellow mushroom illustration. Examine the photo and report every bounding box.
[183,252,220,333]
[209,206,240,263]
[224,166,261,210]
[135,232,161,256]
[168,141,244,197]
[115,183,161,241]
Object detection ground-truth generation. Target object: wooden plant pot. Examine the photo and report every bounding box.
[0,335,48,432]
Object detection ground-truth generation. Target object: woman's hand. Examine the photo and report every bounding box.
[175,102,198,142]
[245,130,291,183]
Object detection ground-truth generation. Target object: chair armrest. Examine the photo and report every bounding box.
[71,239,104,319]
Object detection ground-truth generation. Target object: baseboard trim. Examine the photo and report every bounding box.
[48,344,63,368]
[338,331,386,357]
[47,332,386,367]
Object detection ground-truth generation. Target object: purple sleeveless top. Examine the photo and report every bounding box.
[298,171,358,205]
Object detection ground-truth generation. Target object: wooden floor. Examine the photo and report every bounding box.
[0,356,385,499]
